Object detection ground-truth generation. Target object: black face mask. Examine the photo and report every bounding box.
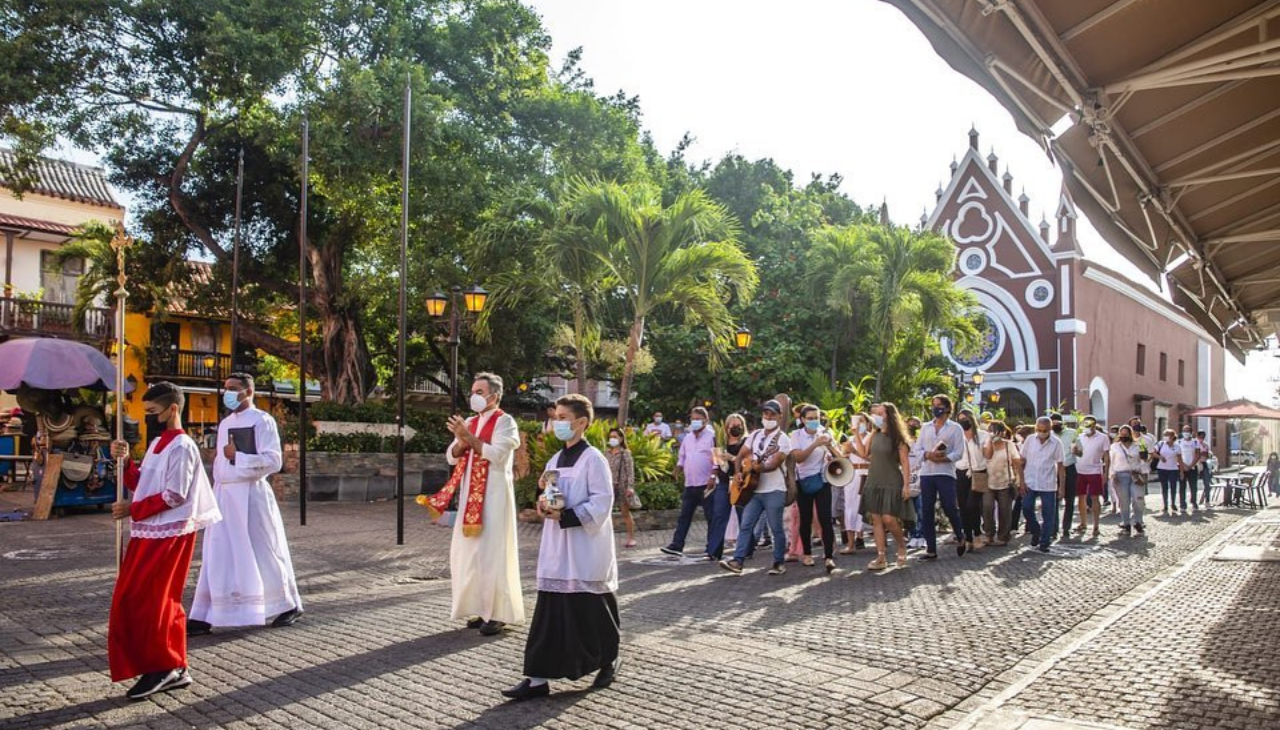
[959,420,972,431]
[908,425,920,436]
[1052,424,1063,434]
[728,426,744,437]
[931,406,947,419]
[1120,437,1132,443]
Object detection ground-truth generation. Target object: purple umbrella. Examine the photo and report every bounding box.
[0,337,129,392]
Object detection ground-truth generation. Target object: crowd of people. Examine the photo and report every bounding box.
[619,394,1227,575]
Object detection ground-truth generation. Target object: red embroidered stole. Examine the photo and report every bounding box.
[420,410,504,537]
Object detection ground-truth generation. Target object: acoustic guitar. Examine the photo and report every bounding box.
[730,450,761,506]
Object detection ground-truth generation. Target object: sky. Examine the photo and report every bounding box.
[47,0,1278,404]
[524,0,1280,404]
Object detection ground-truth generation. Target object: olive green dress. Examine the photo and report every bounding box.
[860,431,916,527]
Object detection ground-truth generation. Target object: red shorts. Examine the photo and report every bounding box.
[1077,473,1105,497]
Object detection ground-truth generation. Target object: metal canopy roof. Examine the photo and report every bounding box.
[884,0,1280,361]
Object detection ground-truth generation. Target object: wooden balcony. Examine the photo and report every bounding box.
[0,296,113,341]
[146,348,256,382]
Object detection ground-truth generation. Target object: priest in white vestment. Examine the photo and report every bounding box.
[430,372,524,636]
[190,372,303,632]
[502,393,619,701]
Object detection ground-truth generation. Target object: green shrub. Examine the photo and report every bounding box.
[634,481,682,511]
[514,474,540,510]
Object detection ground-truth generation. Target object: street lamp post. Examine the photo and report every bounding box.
[425,284,488,412]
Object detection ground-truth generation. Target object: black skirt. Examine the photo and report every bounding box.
[523,591,621,681]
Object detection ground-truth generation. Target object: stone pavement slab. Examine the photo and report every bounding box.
[0,493,1271,730]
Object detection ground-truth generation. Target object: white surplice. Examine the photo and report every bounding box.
[445,409,524,625]
[537,445,617,594]
[190,405,302,627]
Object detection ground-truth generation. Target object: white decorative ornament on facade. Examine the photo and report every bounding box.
[1025,278,1055,309]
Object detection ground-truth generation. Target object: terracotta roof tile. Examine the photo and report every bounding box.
[0,213,80,236]
[0,148,122,209]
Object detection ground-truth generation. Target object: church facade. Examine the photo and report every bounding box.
[926,129,1227,452]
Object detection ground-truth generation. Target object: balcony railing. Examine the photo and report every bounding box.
[0,297,113,340]
[147,348,235,381]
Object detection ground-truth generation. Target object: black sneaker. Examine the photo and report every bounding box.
[186,619,212,636]
[592,657,621,689]
[718,559,743,574]
[757,536,772,548]
[854,537,866,550]
[659,545,682,557]
[767,562,786,575]
[1134,523,1145,535]
[126,668,190,700]
[465,616,484,629]
[1120,524,1132,537]
[479,620,506,636]
[1038,545,1051,553]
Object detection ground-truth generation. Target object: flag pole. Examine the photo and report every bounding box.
[230,148,244,373]
[299,116,310,527]
[397,73,411,546]
[110,224,130,572]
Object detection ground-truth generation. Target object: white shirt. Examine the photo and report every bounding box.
[1020,433,1063,491]
[1156,441,1181,470]
[748,428,792,493]
[644,422,672,439]
[956,431,989,471]
[1059,427,1079,467]
[1110,441,1141,474]
[790,427,831,480]
[987,438,1020,489]
[1178,436,1199,466]
[915,419,965,478]
[1075,430,1111,476]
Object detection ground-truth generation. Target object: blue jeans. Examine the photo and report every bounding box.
[733,490,786,564]
[920,475,964,554]
[1158,469,1179,510]
[909,495,924,539]
[705,479,731,559]
[1200,465,1213,506]
[1022,490,1058,549]
[668,487,712,552]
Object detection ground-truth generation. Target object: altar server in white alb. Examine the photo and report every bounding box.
[189,372,302,633]
[503,393,620,701]
[108,382,221,700]
[422,373,524,636]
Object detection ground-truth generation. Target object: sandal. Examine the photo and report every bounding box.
[825,558,836,574]
[896,548,907,567]
[867,555,888,571]
[624,540,636,548]
[801,556,815,567]
[839,546,856,555]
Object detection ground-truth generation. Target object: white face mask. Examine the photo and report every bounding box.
[469,392,489,413]
[761,418,778,431]
[871,414,885,429]
[607,437,620,448]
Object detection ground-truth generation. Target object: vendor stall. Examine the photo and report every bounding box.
[0,337,136,517]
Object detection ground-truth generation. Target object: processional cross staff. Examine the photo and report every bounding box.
[110,223,131,572]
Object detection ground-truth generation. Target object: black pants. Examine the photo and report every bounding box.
[1061,464,1078,536]
[956,471,974,541]
[796,478,835,559]
[963,481,985,541]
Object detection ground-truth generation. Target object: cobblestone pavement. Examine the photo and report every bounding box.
[1,491,1275,730]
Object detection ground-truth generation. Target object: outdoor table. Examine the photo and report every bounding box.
[0,454,34,489]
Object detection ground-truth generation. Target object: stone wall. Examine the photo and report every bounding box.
[271,451,450,503]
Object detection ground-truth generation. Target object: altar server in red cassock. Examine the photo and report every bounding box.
[108,382,221,700]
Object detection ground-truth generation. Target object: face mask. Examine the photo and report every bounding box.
[728,426,744,437]
[1120,436,1132,443]
[908,425,920,436]
[553,420,575,442]
[1182,431,1191,439]
[871,415,885,429]
[762,418,778,430]
[1036,429,1049,438]
[931,406,946,419]
[805,419,820,432]
[857,423,868,434]
[959,420,972,431]
[1052,424,1063,434]
[223,390,243,411]
[690,419,704,432]
[469,393,488,413]
[654,416,663,423]
[607,437,620,448]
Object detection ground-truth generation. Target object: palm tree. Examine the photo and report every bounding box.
[49,221,175,336]
[818,222,976,400]
[474,188,608,395]
[567,179,758,425]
